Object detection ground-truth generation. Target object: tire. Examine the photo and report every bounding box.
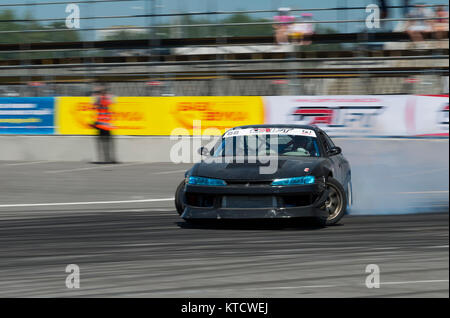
[346,179,353,210]
[175,180,186,216]
[320,177,347,226]
[313,216,328,228]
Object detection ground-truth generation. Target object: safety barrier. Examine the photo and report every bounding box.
[264,95,449,137]
[0,95,448,137]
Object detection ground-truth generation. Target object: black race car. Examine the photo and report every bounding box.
[175,125,352,226]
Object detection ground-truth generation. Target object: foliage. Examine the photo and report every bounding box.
[0,9,81,44]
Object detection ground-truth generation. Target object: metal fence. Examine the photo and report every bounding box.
[0,1,448,96]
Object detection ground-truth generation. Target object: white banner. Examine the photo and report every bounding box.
[264,95,449,137]
[413,95,449,137]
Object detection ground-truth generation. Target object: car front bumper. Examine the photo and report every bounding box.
[181,182,329,220]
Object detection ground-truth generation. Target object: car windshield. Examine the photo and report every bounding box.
[213,128,321,158]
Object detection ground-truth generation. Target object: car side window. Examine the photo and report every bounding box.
[324,133,335,149]
[320,132,335,153]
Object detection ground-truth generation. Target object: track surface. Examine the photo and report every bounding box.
[0,139,448,297]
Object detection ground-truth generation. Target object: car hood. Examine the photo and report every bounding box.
[190,156,327,181]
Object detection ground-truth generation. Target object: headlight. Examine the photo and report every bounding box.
[272,176,315,186]
[187,176,227,186]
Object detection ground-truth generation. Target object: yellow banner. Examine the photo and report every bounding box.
[56,96,265,135]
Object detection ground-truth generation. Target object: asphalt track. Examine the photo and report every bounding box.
[0,139,448,297]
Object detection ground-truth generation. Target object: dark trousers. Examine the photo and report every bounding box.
[97,128,116,163]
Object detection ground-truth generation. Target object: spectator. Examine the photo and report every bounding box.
[288,13,315,46]
[91,85,117,164]
[273,8,295,44]
[432,5,449,41]
[405,3,434,43]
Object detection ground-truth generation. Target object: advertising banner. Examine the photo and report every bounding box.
[413,95,449,137]
[57,96,265,135]
[0,97,55,134]
[264,95,449,137]
[2,95,445,137]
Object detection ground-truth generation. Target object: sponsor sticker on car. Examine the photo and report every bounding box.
[224,127,317,138]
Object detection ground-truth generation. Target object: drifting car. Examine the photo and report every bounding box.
[175,125,352,226]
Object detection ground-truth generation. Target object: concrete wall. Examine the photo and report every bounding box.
[1,135,448,165]
[0,135,221,162]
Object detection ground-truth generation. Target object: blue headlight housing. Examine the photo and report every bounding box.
[187,176,227,186]
[271,176,315,186]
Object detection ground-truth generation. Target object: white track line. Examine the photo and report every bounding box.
[153,169,187,175]
[393,168,449,178]
[251,280,450,291]
[0,197,174,208]
[194,279,450,294]
[253,285,338,290]
[45,162,148,174]
[398,191,449,194]
[3,161,52,166]
[379,280,449,286]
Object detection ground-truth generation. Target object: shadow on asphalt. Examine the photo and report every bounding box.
[175,218,339,231]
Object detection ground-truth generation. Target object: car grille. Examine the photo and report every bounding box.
[186,194,317,209]
[222,196,276,209]
[282,194,317,207]
[186,193,216,208]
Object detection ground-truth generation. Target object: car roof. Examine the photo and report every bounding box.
[231,124,321,132]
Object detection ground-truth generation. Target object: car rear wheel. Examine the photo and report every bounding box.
[175,180,186,216]
[321,177,347,225]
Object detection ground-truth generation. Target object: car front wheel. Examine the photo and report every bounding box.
[175,180,185,216]
[321,177,347,226]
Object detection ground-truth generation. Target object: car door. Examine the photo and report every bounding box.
[320,131,344,184]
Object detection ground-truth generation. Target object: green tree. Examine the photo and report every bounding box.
[103,29,149,41]
[0,9,81,44]
[222,13,273,37]
[0,9,22,44]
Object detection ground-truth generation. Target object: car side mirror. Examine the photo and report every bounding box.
[328,146,342,156]
[198,147,210,156]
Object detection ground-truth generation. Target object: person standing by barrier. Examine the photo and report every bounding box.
[92,86,117,164]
